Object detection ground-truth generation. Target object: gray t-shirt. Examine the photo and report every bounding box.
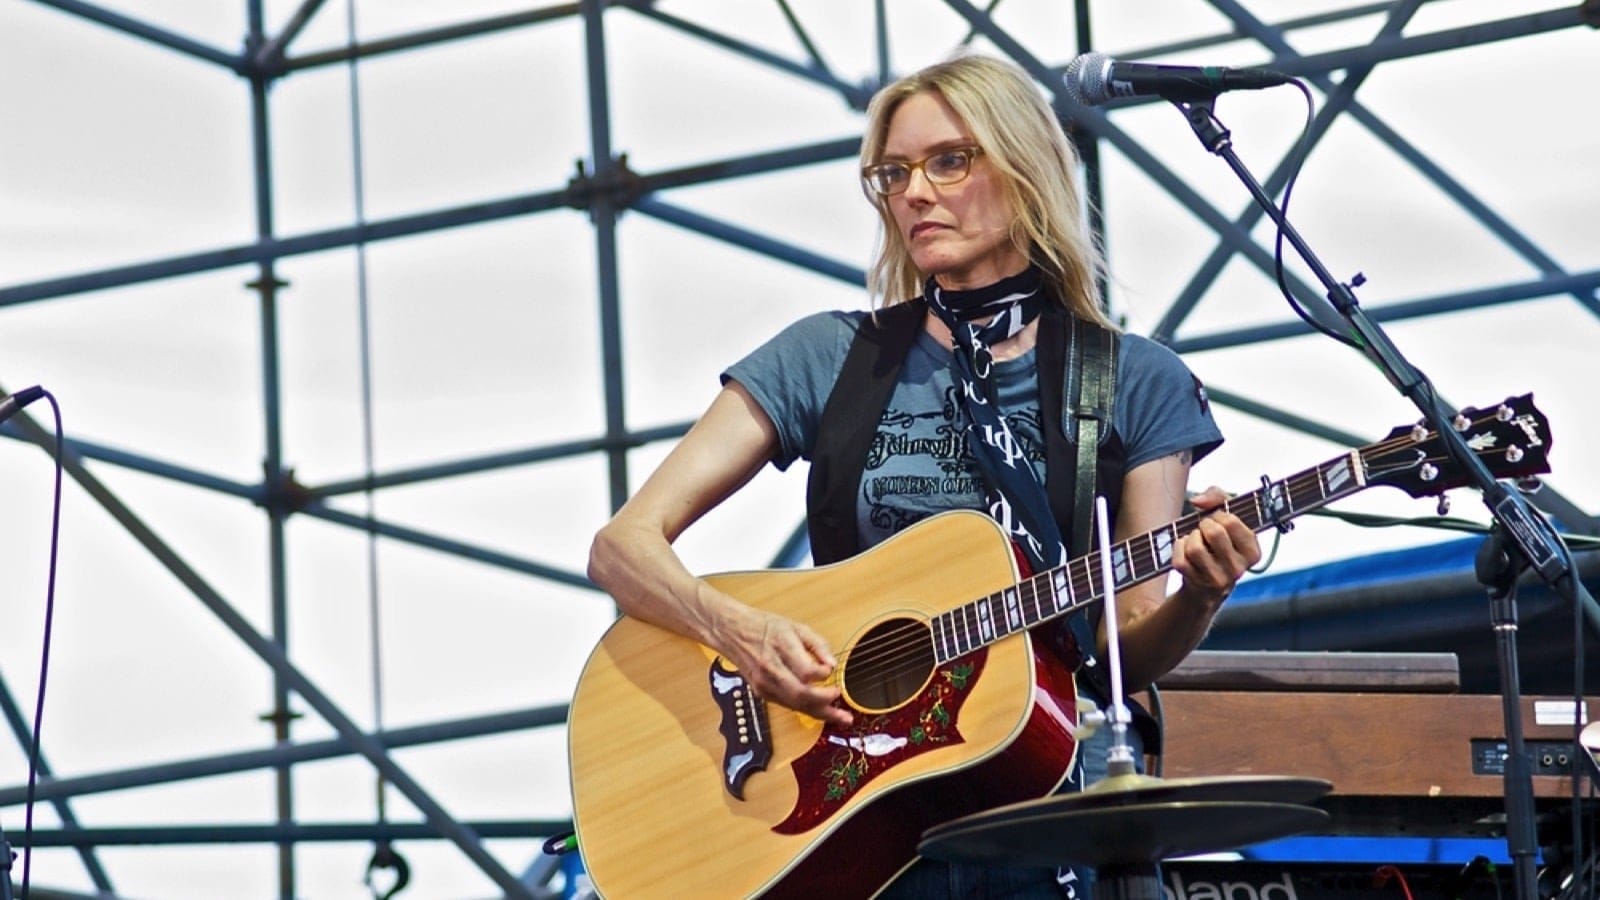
[724,308,1221,551]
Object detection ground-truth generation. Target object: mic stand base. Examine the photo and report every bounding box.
[1477,527,1542,900]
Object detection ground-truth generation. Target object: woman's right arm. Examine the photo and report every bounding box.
[586,381,853,726]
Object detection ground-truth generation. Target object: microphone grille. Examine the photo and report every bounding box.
[1063,51,1110,106]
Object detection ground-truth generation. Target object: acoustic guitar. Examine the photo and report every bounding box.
[568,395,1551,899]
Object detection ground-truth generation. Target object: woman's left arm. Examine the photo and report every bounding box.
[1101,450,1261,690]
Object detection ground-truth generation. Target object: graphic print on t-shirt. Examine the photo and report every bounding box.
[861,385,1045,535]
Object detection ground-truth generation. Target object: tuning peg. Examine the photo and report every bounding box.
[1453,413,1471,432]
[1497,403,1515,422]
[1436,494,1451,516]
[1516,476,1544,495]
[1506,446,1525,464]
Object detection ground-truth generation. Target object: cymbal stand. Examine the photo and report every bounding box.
[1089,496,1159,900]
[1091,495,1138,782]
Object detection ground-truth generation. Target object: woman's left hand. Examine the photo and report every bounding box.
[1173,485,1261,609]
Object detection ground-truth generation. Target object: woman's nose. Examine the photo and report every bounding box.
[902,165,937,202]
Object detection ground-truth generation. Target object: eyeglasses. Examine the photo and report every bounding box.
[860,146,982,197]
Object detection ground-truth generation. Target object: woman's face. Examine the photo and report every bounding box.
[881,90,1026,290]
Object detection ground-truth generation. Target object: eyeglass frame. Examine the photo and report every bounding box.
[859,145,984,198]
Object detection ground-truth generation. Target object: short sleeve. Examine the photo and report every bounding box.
[721,311,863,470]
[1114,333,1223,470]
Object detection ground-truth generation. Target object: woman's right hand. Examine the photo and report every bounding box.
[588,382,853,728]
[711,597,854,728]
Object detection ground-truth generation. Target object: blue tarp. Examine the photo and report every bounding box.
[1229,536,1486,605]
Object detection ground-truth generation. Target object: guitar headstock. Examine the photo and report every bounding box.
[1364,394,1551,498]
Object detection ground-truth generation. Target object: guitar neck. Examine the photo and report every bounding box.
[930,449,1368,665]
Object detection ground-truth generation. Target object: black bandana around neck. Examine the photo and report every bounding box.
[925,265,1067,573]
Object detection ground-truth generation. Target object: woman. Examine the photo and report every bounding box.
[587,53,1259,898]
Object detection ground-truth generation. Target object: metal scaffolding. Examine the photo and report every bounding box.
[0,1,1595,897]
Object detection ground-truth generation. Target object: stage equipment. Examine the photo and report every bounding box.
[921,500,1331,900]
[1156,72,1594,900]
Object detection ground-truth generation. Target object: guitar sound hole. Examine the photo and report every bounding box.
[841,617,936,713]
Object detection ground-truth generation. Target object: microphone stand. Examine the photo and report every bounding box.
[1169,92,1593,900]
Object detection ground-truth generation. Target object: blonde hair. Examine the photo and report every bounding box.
[860,54,1111,327]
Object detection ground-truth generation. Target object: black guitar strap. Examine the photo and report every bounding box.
[805,300,926,567]
[1043,308,1167,753]
[1045,308,1119,557]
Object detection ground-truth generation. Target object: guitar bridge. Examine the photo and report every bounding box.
[708,658,773,800]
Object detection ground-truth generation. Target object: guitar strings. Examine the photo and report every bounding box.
[828,409,1533,705]
[837,430,1522,694]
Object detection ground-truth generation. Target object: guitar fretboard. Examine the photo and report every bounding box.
[928,450,1367,664]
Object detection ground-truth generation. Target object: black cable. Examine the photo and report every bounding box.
[340,4,405,895]
[542,832,578,856]
[1269,78,1362,352]
[1301,505,1600,552]
[1570,537,1588,900]
[1143,683,1164,778]
[16,389,63,900]
[1246,522,1282,574]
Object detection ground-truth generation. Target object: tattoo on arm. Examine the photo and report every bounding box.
[1164,449,1193,505]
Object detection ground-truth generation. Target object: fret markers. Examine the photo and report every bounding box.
[1323,458,1351,493]
[1153,528,1174,567]
[1051,570,1071,610]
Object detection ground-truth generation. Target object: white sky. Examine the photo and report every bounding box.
[0,1,1596,897]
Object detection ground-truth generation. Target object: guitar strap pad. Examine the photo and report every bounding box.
[1038,306,1120,697]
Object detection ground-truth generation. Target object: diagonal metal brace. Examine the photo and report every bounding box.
[0,408,538,900]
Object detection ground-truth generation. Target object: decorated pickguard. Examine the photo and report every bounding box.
[773,649,987,835]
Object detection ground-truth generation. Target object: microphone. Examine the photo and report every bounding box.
[1063,51,1290,105]
[0,385,45,428]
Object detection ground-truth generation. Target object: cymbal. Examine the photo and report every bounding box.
[1074,772,1330,807]
[931,772,1331,822]
[919,799,1329,869]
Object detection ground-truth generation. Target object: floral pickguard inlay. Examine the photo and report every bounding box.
[773,650,986,835]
